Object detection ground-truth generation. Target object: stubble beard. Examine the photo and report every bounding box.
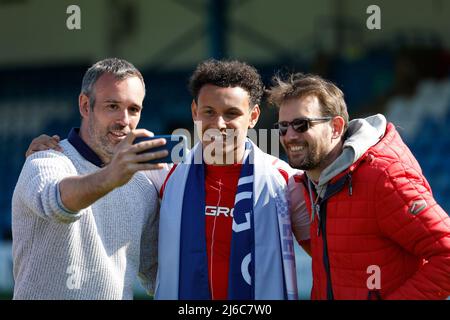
[87,119,115,163]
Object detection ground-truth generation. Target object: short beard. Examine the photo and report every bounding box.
[288,142,326,171]
[87,119,115,163]
[292,156,319,171]
[289,152,320,171]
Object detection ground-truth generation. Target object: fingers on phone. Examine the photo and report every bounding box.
[136,149,169,162]
[131,129,154,138]
[135,163,166,171]
[134,138,166,152]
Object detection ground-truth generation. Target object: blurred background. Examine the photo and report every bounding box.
[1,0,449,299]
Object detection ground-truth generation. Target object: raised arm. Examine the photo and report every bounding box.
[15,129,168,223]
[59,129,168,212]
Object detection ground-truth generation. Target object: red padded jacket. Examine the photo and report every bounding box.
[301,123,450,300]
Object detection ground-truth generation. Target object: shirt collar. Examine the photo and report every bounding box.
[67,128,104,167]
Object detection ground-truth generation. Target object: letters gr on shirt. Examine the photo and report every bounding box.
[205,206,234,218]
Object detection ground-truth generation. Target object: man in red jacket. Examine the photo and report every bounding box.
[268,72,450,300]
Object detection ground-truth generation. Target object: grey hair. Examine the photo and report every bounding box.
[81,57,145,108]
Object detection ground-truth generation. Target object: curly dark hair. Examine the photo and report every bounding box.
[189,59,264,108]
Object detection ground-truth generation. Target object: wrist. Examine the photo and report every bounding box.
[96,166,117,193]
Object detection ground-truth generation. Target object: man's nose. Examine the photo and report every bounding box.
[116,109,130,126]
[283,124,299,141]
[215,115,228,129]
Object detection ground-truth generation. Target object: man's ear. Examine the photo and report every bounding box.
[79,94,90,118]
[191,99,198,121]
[248,105,261,128]
[331,116,346,139]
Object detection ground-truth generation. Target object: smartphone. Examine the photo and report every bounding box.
[133,135,187,164]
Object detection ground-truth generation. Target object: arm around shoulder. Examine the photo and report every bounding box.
[288,173,311,253]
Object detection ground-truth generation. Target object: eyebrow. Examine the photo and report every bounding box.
[103,99,121,104]
[103,99,143,109]
[201,105,242,112]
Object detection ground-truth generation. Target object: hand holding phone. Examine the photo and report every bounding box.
[133,135,187,164]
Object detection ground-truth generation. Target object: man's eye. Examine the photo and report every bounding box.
[108,104,118,110]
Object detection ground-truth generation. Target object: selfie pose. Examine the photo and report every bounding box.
[12,58,169,300]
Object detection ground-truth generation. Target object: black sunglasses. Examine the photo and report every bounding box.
[274,117,333,136]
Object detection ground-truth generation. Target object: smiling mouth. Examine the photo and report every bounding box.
[288,145,306,152]
[109,131,127,140]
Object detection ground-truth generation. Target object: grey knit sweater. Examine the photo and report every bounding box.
[12,139,166,300]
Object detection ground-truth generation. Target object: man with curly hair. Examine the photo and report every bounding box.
[24,59,311,300]
[156,59,310,300]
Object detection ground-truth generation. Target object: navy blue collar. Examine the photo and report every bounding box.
[67,128,104,167]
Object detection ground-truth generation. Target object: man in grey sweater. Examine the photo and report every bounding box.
[12,58,169,299]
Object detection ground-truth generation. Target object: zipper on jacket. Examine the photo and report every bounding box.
[348,173,353,196]
[315,173,352,300]
[317,199,334,300]
[316,204,321,236]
